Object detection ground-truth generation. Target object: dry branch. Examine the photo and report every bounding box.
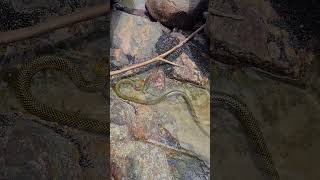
[0,2,110,44]
[110,24,205,76]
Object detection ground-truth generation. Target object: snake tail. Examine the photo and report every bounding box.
[15,56,108,135]
[212,91,279,179]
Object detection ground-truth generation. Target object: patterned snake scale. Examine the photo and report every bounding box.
[114,79,279,179]
[15,56,108,135]
[212,91,279,179]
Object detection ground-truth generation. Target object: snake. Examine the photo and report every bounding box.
[113,79,279,180]
[15,56,108,135]
[112,79,209,137]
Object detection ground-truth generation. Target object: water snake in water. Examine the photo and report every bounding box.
[113,78,279,179]
[15,56,108,135]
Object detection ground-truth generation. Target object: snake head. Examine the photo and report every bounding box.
[134,79,145,91]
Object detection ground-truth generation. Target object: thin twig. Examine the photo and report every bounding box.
[110,24,206,76]
[157,57,183,67]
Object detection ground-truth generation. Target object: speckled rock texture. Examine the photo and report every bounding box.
[206,0,314,79]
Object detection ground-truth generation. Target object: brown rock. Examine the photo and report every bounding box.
[146,0,208,29]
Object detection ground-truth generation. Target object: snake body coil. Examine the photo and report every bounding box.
[15,56,108,135]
